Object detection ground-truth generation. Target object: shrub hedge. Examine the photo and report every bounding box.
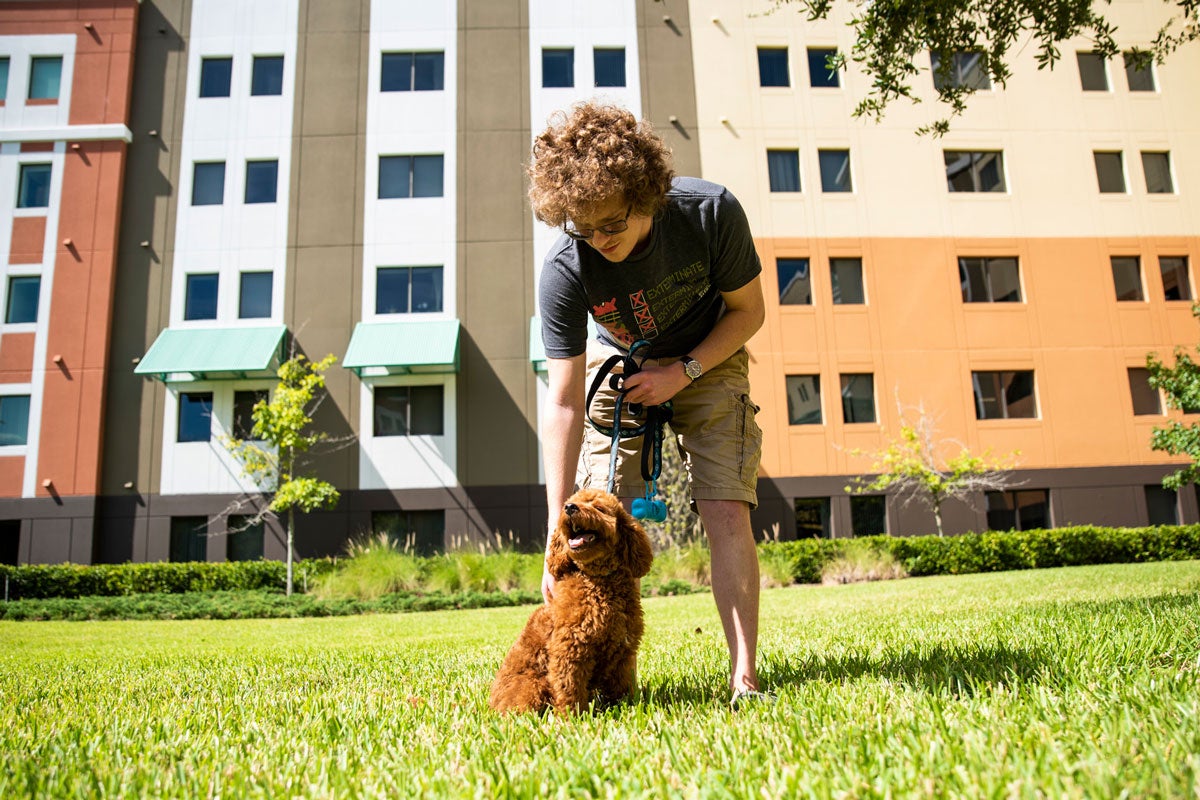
[1,525,1198,604]
[0,558,336,601]
[765,524,1200,584]
[0,588,543,622]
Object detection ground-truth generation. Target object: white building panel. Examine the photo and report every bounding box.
[161,0,298,495]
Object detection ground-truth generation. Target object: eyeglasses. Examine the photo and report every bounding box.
[564,205,632,241]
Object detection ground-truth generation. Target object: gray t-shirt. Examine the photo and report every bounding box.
[539,177,762,360]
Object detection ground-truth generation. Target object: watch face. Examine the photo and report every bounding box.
[684,359,702,380]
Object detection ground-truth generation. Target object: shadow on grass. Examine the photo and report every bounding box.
[636,588,1200,710]
[760,641,1047,697]
[634,642,1045,710]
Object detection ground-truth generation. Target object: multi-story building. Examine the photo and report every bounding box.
[1,0,1196,564]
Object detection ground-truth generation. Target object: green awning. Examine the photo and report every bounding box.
[134,325,287,382]
[529,316,547,374]
[343,319,460,377]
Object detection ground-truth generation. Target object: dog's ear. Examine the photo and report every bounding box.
[545,513,577,580]
[616,504,654,578]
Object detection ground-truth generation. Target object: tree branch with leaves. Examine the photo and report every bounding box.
[768,0,1198,134]
[1147,310,1200,489]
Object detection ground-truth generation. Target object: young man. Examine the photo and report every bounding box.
[529,102,769,706]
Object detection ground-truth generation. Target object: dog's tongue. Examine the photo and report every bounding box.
[569,532,596,548]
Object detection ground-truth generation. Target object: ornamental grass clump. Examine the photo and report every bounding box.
[310,533,422,601]
[821,539,908,585]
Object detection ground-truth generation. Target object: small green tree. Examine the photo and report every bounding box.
[641,439,705,550]
[1147,314,1200,489]
[847,402,1017,536]
[224,353,341,595]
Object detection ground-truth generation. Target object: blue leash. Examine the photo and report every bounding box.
[585,340,671,522]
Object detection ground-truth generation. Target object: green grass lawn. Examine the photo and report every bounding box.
[3,561,1198,799]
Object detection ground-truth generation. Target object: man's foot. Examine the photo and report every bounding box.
[730,688,777,711]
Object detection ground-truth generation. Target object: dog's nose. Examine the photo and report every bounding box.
[564,503,579,516]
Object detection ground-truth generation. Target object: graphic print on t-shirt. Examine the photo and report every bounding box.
[630,290,658,339]
[589,260,713,350]
[591,297,634,346]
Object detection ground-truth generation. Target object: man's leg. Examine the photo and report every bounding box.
[697,498,760,693]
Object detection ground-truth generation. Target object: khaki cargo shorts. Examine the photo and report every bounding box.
[579,342,763,509]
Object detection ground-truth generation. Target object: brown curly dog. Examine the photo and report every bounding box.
[488,488,654,714]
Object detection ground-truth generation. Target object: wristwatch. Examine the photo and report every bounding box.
[680,355,702,381]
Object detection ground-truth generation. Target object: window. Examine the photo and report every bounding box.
[251,55,283,96]
[378,155,443,199]
[830,258,864,304]
[986,490,1049,531]
[1145,485,1178,525]
[381,52,445,91]
[227,516,264,561]
[931,51,990,90]
[1160,256,1191,301]
[184,273,218,320]
[757,47,789,87]
[170,517,207,562]
[1094,151,1126,193]
[794,497,831,538]
[850,495,886,536]
[1141,151,1174,194]
[199,56,232,97]
[373,509,445,556]
[28,56,62,100]
[1123,52,1155,91]
[0,58,9,101]
[1128,368,1162,416]
[239,272,273,319]
[959,257,1021,302]
[807,48,839,87]
[0,395,31,446]
[1111,256,1144,301]
[374,385,444,436]
[542,48,574,88]
[785,374,822,425]
[767,149,800,192]
[1076,52,1109,91]
[376,266,443,314]
[233,390,268,440]
[840,374,876,424]
[944,151,1005,192]
[777,258,811,305]
[0,520,18,566]
[177,392,213,442]
[5,276,40,324]
[192,162,226,206]
[244,160,278,204]
[17,164,51,208]
[594,48,625,87]
[818,149,852,192]
[972,371,1036,419]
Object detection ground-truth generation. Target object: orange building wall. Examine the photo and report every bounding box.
[748,236,1200,481]
[0,3,137,498]
[8,217,47,264]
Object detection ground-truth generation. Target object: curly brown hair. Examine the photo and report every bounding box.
[527,102,675,228]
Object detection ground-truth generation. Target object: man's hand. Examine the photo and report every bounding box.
[541,564,556,603]
[621,362,690,407]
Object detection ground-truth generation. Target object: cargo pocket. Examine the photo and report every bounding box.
[736,393,763,485]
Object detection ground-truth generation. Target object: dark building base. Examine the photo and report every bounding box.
[0,463,1192,564]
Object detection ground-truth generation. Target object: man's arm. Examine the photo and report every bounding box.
[622,275,766,407]
[541,353,587,600]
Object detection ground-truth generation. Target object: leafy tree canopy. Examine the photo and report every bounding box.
[770,0,1199,133]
